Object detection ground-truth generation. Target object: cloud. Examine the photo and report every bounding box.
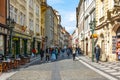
[47,0,64,5]
[47,0,78,34]
[60,11,76,34]
[65,26,76,34]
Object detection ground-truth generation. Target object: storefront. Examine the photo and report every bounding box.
[12,32,32,58]
[12,37,20,58]
[34,37,41,54]
[116,27,120,60]
[0,24,9,59]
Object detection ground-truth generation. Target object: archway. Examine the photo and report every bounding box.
[112,22,120,61]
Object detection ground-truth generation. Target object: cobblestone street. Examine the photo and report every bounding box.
[7,55,109,80]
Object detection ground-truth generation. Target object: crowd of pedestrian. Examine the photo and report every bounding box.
[31,46,82,63]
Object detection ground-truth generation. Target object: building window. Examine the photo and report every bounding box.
[14,8,18,23]
[10,5,14,19]
[20,12,26,26]
[100,0,104,17]
[10,5,18,23]
[36,5,39,16]
[29,0,33,8]
[36,24,39,33]
[29,19,33,30]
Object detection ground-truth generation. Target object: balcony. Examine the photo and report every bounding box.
[99,16,104,22]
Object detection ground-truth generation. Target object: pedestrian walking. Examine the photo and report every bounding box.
[72,47,76,61]
[40,48,44,62]
[31,48,36,57]
[51,48,56,61]
[94,44,101,63]
[77,47,81,55]
[66,48,70,57]
[55,47,58,59]
[60,48,64,58]
[117,49,120,61]
[46,48,50,62]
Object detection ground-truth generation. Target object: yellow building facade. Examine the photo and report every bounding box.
[95,0,120,61]
[53,10,58,47]
[41,0,47,49]
[10,0,41,57]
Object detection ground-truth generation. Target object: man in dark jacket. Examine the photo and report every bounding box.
[94,44,100,63]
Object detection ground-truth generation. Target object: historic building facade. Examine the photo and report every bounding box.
[72,28,78,48]
[77,0,95,57]
[95,0,120,61]
[0,0,8,57]
[53,10,58,47]
[77,0,120,61]
[41,0,47,49]
[76,0,85,54]
[84,0,96,57]
[45,6,54,48]
[9,0,41,58]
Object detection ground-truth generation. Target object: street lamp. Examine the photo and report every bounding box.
[7,17,16,58]
[89,18,97,62]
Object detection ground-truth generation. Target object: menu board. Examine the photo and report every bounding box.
[112,36,116,54]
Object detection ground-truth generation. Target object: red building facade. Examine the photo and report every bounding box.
[0,0,9,57]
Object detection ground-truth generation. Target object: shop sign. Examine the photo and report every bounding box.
[14,33,31,39]
[13,38,19,40]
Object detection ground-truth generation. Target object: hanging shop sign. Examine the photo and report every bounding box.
[21,26,27,32]
[92,33,98,38]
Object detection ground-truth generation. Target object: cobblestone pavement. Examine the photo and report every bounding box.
[77,55,120,80]
[0,56,40,80]
[7,55,109,80]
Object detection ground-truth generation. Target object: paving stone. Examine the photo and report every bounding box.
[110,72,120,75]
[105,69,117,73]
[7,56,109,80]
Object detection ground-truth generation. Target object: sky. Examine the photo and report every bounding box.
[47,0,79,34]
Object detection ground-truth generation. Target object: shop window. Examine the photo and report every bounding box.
[0,35,4,55]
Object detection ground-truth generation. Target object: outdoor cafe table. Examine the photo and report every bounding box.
[2,60,9,72]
